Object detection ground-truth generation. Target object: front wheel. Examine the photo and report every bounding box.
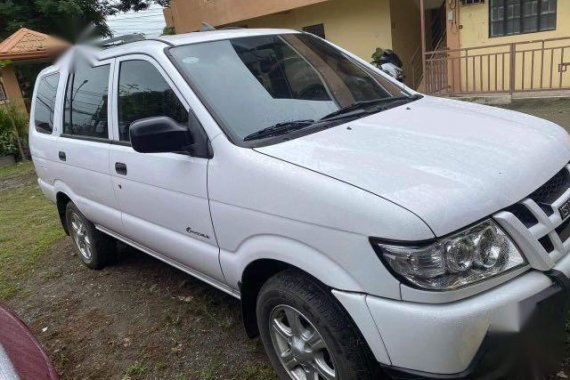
[256,269,381,380]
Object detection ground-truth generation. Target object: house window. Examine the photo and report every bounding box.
[490,0,557,37]
[303,24,325,39]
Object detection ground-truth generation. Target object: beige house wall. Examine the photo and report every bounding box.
[458,1,570,49]
[453,2,570,93]
[163,7,175,28]
[0,66,27,115]
[389,0,421,76]
[166,0,331,33]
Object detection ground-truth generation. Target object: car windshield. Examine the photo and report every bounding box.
[169,33,410,144]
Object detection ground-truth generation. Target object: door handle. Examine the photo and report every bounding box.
[115,162,127,175]
[58,151,66,161]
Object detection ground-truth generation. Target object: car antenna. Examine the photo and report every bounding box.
[200,22,216,32]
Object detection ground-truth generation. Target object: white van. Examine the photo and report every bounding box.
[30,29,570,380]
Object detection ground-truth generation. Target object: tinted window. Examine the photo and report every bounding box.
[118,60,188,142]
[34,73,60,134]
[170,34,407,143]
[64,60,110,139]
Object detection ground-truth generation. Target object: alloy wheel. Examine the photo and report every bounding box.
[269,305,337,380]
[70,212,93,261]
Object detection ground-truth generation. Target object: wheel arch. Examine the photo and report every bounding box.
[238,253,361,339]
[239,258,393,367]
[56,191,72,235]
[223,236,365,337]
[240,258,297,338]
[53,180,82,235]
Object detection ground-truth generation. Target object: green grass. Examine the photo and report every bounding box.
[123,361,148,378]
[0,160,34,180]
[0,161,65,299]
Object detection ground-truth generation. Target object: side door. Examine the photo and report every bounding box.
[55,56,122,232]
[108,55,224,284]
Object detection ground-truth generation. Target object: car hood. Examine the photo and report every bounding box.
[255,96,570,237]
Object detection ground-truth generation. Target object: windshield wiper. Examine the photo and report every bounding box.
[320,94,422,121]
[242,95,422,142]
[243,120,315,141]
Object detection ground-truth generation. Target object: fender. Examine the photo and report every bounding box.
[53,180,77,203]
[37,177,57,204]
[224,234,393,366]
[220,234,363,293]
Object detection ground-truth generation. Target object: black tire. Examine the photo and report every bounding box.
[65,202,115,269]
[257,269,382,380]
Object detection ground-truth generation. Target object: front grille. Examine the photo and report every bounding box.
[504,204,538,227]
[530,169,570,204]
[556,217,570,242]
[539,235,554,253]
[499,165,570,264]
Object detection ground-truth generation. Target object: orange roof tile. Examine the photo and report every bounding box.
[0,28,70,61]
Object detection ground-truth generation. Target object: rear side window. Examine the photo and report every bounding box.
[64,60,110,139]
[34,73,60,134]
[118,60,188,142]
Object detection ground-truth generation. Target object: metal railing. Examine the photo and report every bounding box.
[409,31,447,90]
[424,36,570,96]
[409,45,423,90]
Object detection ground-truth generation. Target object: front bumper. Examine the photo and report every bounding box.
[383,270,569,379]
[334,254,570,378]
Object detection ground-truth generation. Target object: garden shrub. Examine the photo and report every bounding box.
[0,103,28,159]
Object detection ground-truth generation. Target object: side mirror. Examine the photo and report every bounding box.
[130,116,194,154]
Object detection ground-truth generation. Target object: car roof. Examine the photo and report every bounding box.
[93,28,300,61]
[157,28,299,45]
[38,28,302,79]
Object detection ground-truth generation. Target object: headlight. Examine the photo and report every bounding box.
[372,220,526,290]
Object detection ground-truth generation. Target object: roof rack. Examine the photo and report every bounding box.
[97,33,146,48]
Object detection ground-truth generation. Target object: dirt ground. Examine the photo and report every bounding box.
[3,97,570,380]
[10,240,275,380]
[1,167,275,379]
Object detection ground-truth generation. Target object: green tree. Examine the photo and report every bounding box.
[162,26,176,35]
[0,0,170,42]
[0,0,108,42]
[0,0,170,116]
[111,0,170,13]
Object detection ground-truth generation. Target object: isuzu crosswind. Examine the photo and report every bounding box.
[30,29,570,379]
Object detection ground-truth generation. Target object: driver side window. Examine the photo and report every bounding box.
[117,60,188,142]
